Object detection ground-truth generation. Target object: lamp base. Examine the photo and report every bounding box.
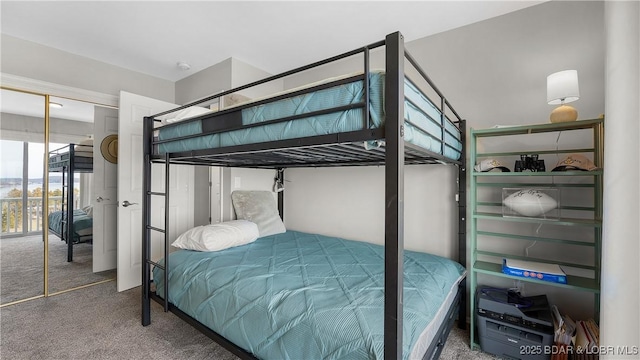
[550,105,578,123]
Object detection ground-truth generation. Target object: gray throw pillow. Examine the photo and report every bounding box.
[231,190,286,237]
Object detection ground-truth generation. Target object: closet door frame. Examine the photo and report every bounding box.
[1,73,117,305]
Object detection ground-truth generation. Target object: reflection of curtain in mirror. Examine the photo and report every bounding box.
[79,173,93,209]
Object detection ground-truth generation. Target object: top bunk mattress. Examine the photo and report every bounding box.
[48,143,94,172]
[156,72,463,161]
[153,230,466,360]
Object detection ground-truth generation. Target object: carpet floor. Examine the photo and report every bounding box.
[1,280,498,359]
[1,234,116,304]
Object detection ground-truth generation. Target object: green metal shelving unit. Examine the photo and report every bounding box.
[468,118,604,350]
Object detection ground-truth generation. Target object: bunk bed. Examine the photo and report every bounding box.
[48,142,94,262]
[142,32,467,360]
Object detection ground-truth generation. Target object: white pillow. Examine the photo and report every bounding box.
[231,190,286,237]
[82,205,94,217]
[159,106,213,123]
[171,220,259,252]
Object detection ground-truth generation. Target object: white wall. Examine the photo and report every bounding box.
[174,58,232,105]
[231,58,284,99]
[601,1,640,356]
[174,57,283,105]
[1,34,174,102]
[284,165,459,258]
[406,1,605,129]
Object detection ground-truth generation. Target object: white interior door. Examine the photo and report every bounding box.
[93,106,118,272]
[117,91,194,292]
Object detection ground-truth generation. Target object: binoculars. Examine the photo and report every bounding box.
[514,154,545,172]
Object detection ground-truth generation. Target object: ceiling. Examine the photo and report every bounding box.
[1,1,545,82]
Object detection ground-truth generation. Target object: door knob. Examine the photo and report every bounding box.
[96,196,110,202]
[122,200,138,207]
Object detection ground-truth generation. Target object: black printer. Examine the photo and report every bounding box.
[476,286,554,360]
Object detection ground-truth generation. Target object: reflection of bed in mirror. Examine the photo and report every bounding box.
[48,141,93,262]
[142,32,467,360]
[47,207,92,243]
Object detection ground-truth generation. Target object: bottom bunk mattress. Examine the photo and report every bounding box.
[48,209,92,243]
[153,230,466,359]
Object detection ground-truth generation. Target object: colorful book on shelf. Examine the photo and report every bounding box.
[575,319,599,352]
[502,258,567,284]
[584,319,600,348]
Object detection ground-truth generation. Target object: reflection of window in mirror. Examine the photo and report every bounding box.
[0,88,46,305]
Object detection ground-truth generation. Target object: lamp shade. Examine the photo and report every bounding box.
[547,70,580,105]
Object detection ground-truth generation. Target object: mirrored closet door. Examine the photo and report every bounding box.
[47,96,117,294]
[1,87,118,306]
[0,88,46,305]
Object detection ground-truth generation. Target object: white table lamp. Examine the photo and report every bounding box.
[547,70,580,123]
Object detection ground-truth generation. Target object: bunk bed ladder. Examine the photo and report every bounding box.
[60,164,67,244]
[59,158,75,262]
[66,145,75,262]
[142,115,171,326]
[146,155,171,312]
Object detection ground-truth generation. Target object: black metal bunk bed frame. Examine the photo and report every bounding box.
[142,32,467,360]
[48,144,93,262]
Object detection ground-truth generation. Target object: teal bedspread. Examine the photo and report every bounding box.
[158,72,463,161]
[153,230,465,359]
[48,209,92,243]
